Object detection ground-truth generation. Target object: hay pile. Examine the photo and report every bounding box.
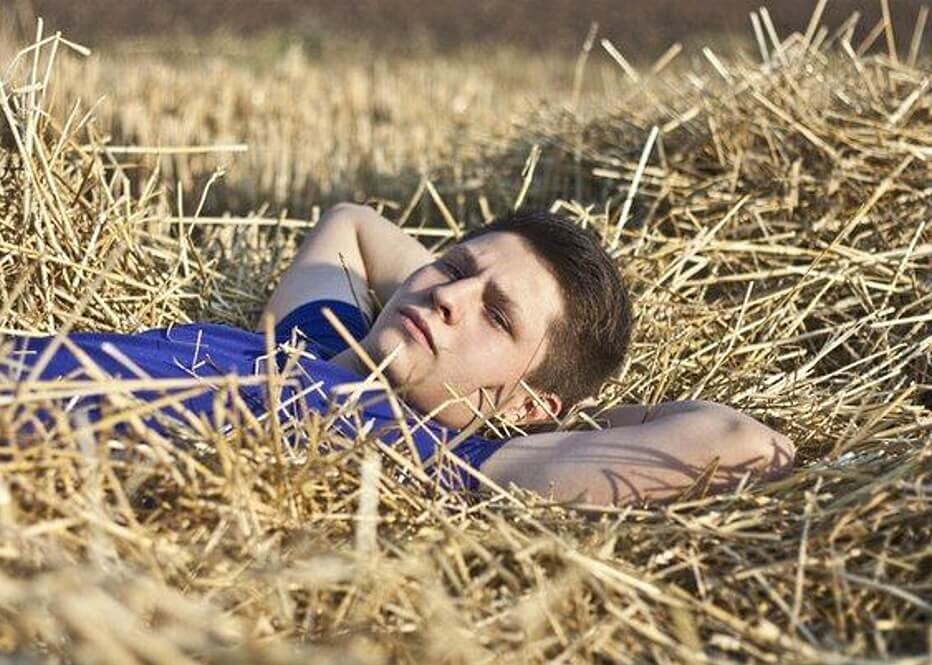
[1,8,930,665]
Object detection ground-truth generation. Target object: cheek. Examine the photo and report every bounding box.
[450,337,522,385]
[379,266,435,314]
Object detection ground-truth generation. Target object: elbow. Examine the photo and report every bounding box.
[320,202,363,226]
[320,203,387,240]
[734,418,796,480]
[326,202,378,223]
[695,403,796,480]
[329,201,364,213]
[769,431,797,478]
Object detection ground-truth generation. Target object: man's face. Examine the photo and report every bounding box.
[359,231,564,429]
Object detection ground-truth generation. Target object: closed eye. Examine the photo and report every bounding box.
[438,258,464,280]
[487,307,509,331]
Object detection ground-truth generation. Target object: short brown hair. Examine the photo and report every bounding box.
[462,209,633,413]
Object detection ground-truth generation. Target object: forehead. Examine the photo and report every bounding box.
[450,231,564,333]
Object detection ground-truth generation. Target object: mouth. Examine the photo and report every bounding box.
[399,307,436,354]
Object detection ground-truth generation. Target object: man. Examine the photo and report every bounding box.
[260,203,795,504]
[5,203,793,506]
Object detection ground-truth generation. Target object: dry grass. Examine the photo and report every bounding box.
[0,6,931,665]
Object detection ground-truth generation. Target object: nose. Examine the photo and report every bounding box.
[430,277,480,326]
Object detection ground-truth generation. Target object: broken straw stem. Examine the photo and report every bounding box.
[611,125,659,251]
[87,144,248,155]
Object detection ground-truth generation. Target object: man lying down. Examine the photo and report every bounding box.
[3,203,795,505]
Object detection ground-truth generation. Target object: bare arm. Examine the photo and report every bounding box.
[582,400,734,428]
[480,401,795,505]
[259,203,432,329]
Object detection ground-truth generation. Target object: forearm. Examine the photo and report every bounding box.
[587,400,712,428]
[342,204,432,309]
[260,203,431,327]
[484,402,795,505]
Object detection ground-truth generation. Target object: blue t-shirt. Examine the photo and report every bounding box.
[2,300,507,491]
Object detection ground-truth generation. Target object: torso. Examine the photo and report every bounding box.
[6,300,506,491]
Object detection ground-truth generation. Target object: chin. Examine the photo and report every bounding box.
[373,329,420,385]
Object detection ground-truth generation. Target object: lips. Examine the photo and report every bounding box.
[400,307,436,354]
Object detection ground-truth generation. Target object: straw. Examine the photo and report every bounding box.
[1,8,930,664]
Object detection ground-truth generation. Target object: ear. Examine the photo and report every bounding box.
[515,391,562,425]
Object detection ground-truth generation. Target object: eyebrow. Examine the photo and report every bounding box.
[447,245,525,337]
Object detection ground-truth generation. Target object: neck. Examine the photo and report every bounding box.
[328,347,489,431]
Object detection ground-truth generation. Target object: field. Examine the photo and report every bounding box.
[18,0,932,55]
[1,2,931,664]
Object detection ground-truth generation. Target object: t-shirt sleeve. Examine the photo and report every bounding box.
[340,398,508,494]
[446,431,510,492]
[274,299,369,360]
[403,423,509,494]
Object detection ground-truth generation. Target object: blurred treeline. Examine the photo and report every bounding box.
[14,0,931,57]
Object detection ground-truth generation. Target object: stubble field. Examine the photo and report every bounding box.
[0,3,930,664]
